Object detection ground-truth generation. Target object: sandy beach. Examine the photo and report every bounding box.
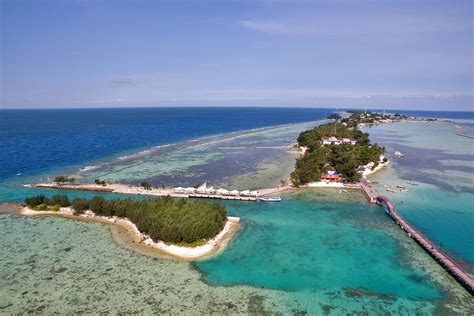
[19,206,240,260]
[34,183,189,198]
[305,181,347,188]
[361,161,389,178]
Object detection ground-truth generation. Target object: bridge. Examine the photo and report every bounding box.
[376,195,474,295]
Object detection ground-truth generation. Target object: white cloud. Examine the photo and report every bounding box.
[238,11,471,38]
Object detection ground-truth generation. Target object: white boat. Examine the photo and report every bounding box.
[258,196,281,202]
[394,151,404,158]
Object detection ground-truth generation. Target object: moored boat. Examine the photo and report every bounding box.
[394,151,404,158]
[258,196,281,202]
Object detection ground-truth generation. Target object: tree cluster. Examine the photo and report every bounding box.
[54,175,75,184]
[94,179,106,186]
[140,181,152,191]
[292,119,384,185]
[25,194,70,211]
[25,194,227,245]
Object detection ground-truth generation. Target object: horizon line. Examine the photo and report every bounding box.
[0,105,473,112]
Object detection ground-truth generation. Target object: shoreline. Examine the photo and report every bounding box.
[19,206,240,260]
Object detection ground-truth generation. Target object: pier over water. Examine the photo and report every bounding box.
[376,195,474,295]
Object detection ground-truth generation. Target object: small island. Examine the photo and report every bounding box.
[291,111,387,185]
[22,194,240,259]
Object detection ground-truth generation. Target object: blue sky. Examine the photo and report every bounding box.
[1,0,472,110]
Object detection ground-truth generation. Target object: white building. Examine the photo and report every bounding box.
[321,136,357,145]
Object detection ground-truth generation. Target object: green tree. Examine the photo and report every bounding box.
[51,194,70,207]
[54,175,75,185]
[25,195,46,207]
[140,181,152,191]
[94,179,106,186]
[89,196,107,215]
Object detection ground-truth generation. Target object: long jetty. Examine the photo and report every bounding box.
[377,195,474,294]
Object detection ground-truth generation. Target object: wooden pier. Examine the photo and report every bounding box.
[377,195,474,295]
[188,194,257,201]
[456,133,474,139]
[359,179,377,203]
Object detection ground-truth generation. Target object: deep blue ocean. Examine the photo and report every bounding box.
[0,107,335,181]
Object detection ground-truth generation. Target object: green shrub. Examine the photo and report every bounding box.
[25,195,46,207]
[89,196,108,215]
[51,205,61,212]
[51,194,70,207]
[35,203,47,211]
[94,179,106,186]
[71,198,88,215]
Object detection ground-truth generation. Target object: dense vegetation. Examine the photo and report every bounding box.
[292,113,384,185]
[94,178,106,186]
[25,194,70,211]
[25,194,227,245]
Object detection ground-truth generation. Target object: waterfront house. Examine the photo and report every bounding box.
[321,136,357,145]
[320,170,341,181]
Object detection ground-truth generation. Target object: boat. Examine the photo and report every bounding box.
[394,151,404,158]
[258,197,281,202]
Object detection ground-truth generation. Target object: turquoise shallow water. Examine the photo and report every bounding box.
[365,122,474,269]
[198,190,439,299]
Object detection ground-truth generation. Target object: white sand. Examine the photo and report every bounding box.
[361,161,389,178]
[142,217,241,259]
[305,181,346,188]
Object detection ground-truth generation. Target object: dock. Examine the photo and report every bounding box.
[359,180,473,294]
[32,182,290,202]
[359,179,377,203]
[376,195,474,295]
[189,194,257,201]
[456,133,474,139]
